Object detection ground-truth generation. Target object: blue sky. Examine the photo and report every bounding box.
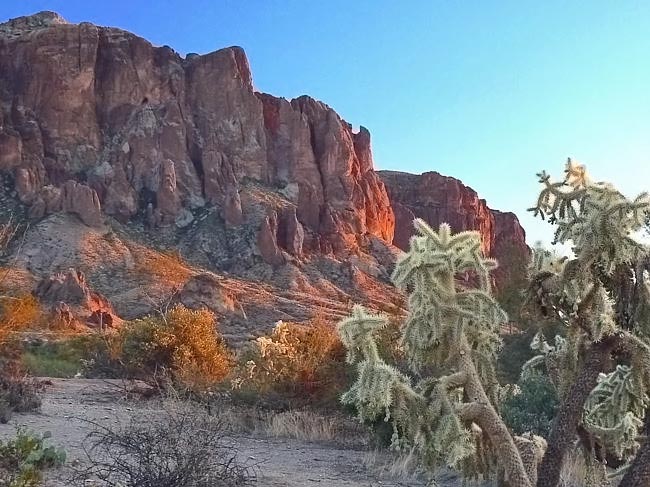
[3,1,650,246]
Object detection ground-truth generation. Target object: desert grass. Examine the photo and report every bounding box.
[362,448,431,485]
[265,410,363,445]
[557,448,622,487]
[207,402,368,449]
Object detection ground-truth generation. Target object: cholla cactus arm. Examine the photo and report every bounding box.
[337,305,385,364]
[628,263,650,338]
[587,332,650,465]
[337,306,477,471]
[528,161,588,223]
[339,220,536,486]
[583,364,649,459]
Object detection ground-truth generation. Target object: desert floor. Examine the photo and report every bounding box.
[0,378,450,487]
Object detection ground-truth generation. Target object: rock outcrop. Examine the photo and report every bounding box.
[179,273,237,315]
[34,268,119,328]
[29,180,103,227]
[0,11,394,258]
[378,171,529,276]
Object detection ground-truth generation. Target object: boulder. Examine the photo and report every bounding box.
[34,268,119,327]
[179,273,236,315]
[61,181,103,227]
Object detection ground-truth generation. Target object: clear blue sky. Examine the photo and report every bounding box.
[3,1,650,247]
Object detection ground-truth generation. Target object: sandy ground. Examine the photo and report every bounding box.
[0,379,438,487]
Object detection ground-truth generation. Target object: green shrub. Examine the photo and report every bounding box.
[502,372,559,437]
[231,317,351,409]
[18,335,122,380]
[498,331,537,384]
[0,429,66,487]
[21,339,90,378]
[21,353,79,378]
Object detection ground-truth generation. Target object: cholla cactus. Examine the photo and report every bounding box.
[341,161,650,487]
[526,160,650,487]
[338,220,539,486]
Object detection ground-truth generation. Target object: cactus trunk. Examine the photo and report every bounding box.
[457,339,533,487]
[536,335,618,487]
[619,414,650,487]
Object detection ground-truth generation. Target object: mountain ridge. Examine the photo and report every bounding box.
[0,11,527,338]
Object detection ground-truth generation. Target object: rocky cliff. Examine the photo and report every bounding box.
[0,11,393,260]
[378,170,529,272]
[0,11,527,338]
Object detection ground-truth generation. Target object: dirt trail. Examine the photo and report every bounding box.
[0,379,438,487]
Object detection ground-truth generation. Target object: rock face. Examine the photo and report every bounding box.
[34,268,119,328]
[378,171,529,275]
[0,11,394,256]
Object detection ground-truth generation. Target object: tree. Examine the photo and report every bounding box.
[338,160,650,487]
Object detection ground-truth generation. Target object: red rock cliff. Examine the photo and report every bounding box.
[0,11,394,257]
[378,170,529,275]
[0,11,527,275]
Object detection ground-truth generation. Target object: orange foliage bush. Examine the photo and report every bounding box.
[0,294,43,420]
[0,294,43,344]
[117,304,232,392]
[157,305,232,391]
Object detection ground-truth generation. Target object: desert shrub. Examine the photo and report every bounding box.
[0,398,12,423]
[0,374,42,416]
[0,294,44,345]
[0,215,20,256]
[0,349,42,423]
[81,305,232,392]
[70,404,253,487]
[0,429,66,487]
[80,333,128,379]
[231,317,350,408]
[502,372,559,437]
